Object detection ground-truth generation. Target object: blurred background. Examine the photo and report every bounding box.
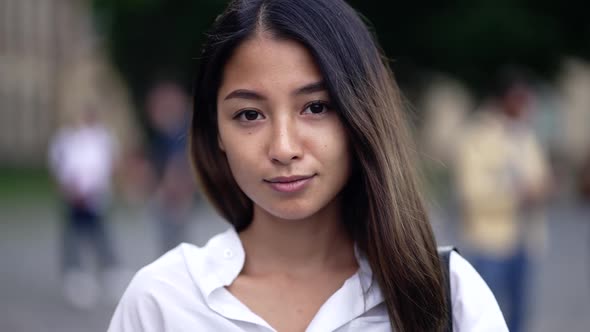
[0,0,589,331]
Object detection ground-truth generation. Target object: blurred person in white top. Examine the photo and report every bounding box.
[49,106,120,309]
[109,0,507,331]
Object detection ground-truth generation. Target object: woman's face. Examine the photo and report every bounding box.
[216,34,351,221]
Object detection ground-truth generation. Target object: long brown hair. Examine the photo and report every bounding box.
[190,0,448,330]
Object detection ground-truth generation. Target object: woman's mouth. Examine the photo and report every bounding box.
[264,174,316,193]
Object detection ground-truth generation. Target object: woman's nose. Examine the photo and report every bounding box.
[268,118,303,165]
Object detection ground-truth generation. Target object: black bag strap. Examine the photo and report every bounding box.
[438,246,458,332]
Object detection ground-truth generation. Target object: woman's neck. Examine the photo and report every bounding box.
[238,201,357,278]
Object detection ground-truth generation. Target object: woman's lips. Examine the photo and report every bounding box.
[264,175,316,193]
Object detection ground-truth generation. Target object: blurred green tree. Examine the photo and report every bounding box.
[92,0,590,113]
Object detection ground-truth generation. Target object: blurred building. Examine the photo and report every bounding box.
[0,0,137,166]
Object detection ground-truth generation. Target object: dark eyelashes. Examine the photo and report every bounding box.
[305,100,333,109]
[232,109,262,120]
[231,99,334,121]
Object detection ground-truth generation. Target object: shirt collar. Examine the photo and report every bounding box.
[189,227,382,306]
[354,244,375,294]
[184,227,245,299]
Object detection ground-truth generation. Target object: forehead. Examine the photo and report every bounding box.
[219,34,323,94]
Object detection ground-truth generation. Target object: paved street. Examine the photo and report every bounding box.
[1,197,588,332]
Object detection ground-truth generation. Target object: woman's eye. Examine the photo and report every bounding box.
[235,110,263,121]
[303,101,331,115]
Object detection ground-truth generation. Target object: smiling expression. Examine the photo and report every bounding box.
[216,34,352,221]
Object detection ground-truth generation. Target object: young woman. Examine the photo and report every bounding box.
[109,0,507,331]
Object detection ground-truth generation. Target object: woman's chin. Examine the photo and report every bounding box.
[269,210,316,222]
[257,203,320,222]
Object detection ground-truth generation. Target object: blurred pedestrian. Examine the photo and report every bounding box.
[48,105,121,309]
[455,69,552,332]
[145,79,197,253]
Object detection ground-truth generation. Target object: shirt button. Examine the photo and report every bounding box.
[223,249,234,259]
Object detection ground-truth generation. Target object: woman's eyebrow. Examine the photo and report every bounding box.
[223,89,265,101]
[293,81,326,96]
[223,81,326,101]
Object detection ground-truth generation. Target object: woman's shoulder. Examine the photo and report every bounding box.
[117,242,207,304]
[117,227,241,299]
[126,228,239,290]
[108,229,239,331]
[449,251,509,331]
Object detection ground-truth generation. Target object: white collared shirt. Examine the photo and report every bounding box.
[108,228,507,332]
